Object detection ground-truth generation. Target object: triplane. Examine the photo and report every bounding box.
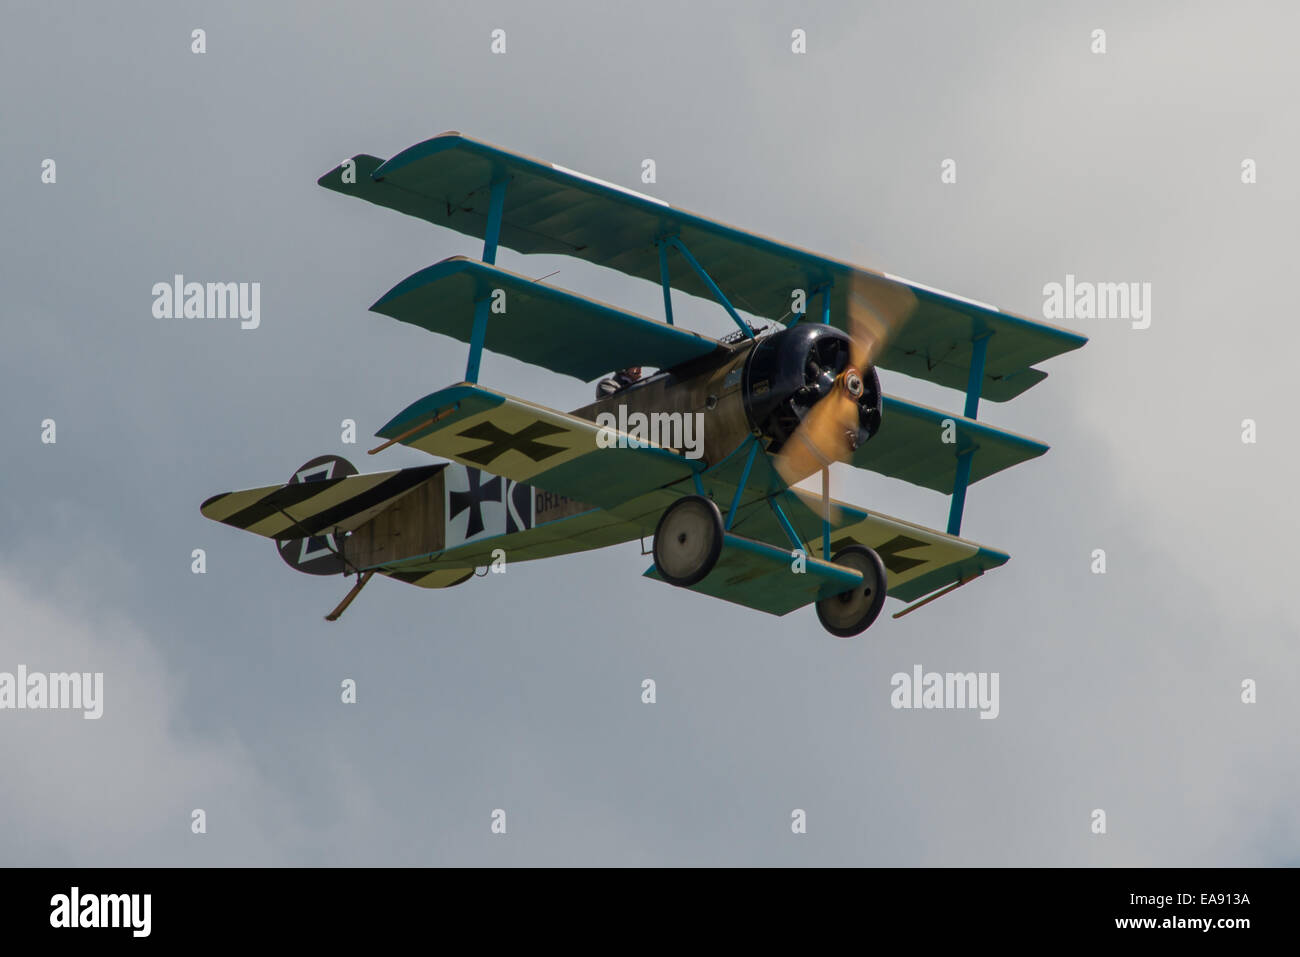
[201,133,1086,635]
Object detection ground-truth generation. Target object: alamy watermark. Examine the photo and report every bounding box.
[151,274,260,329]
[1043,274,1151,329]
[890,664,999,719]
[50,887,150,937]
[0,666,103,719]
[595,406,704,459]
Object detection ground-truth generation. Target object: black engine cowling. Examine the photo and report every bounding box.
[741,323,882,453]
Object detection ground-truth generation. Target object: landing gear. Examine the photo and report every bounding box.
[815,544,887,638]
[653,495,724,587]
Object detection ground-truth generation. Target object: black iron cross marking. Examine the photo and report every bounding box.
[456,420,567,467]
[449,468,502,539]
[831,534,930,575]
[874,535,930,574]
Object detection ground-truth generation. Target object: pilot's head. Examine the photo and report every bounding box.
[623,366,642,380]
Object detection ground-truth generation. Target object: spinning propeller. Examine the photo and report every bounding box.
[774,273,917,487]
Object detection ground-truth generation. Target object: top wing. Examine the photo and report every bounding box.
[871,287,1085,401]
[318,132,1085,401]
[375,381,703,509]
[371,256,724,381]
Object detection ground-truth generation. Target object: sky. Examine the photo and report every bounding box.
[1,0,1296,866]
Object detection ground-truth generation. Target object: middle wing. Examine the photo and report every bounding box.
[371,256,725,381]
[859,396,1049,493]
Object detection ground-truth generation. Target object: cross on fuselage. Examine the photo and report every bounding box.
[449,467,502,538]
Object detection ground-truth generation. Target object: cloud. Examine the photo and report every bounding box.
[0,0,1296,866]
[0,556,307,865]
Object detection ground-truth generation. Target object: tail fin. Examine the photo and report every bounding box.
[274,455,358,576]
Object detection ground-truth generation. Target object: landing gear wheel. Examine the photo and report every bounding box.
[653,495,724,587]
[816,544,888,638]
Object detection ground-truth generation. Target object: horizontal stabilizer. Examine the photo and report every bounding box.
[200,465,442,540]
[371,257,723,381]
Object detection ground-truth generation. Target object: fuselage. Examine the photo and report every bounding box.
[569,321,881,469]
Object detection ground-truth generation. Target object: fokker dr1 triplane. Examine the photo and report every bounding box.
[201,132,1085,636]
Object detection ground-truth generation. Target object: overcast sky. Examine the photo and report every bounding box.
[2,0,1296,866]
